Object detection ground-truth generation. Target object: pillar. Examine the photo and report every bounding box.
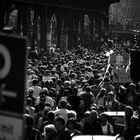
[31,9,38,50]
[17,6,22,34]
[40,5,47,51]
[80,14,84,47]
[89,14,94,50]
[0,0,5,31]
[22,3,29,35]
[73,14,79,49]
[56,10,62,49]
[68,10,74,50]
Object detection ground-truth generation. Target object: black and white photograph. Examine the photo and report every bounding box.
[0,0,140,140]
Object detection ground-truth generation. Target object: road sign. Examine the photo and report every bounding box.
[0,33,27,115]
[0,114,23,140]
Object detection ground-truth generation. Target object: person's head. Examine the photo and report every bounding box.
[51,69,56,75]
[43,107,51,118]
[27,88,34,96]
[125,106,134,121]
[32,79,38,86]
[72,87,78,95]
[99,88,106,97]
[43,124,57,140]
[26,98,33,106]
[82,111,90,123]
[54,116,66,132]
[60,100,67,109]
[129,83,136,92]
[89,110,98,123]
[108,91,114,101]
[67,118,76,130]
[47,111,55,121]
[130,116,138,128]
[24,114,34,129]
[85,86,91,93]
[67,110,77,120]
[63,90,70,97]
[41,88,49,96]
[64,81,71,88]
[45,70,50,76]
[38,102,45,112]
[97,105,105,115]
[100,113,108,125]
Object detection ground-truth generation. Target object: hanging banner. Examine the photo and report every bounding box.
[109,53,130,66]
[113,67,132,83]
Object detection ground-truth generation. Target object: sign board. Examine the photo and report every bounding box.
[0,114,23,140]
[110,53,130,66]
[72,135,115,140]
[113,67,132,83]
[0,33,27,115]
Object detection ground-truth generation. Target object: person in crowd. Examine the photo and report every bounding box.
[67,87,84,121]
[38,107,51,130]
[27,88,36,107]
[25,97,35,116]
[100,112,114,135]
[83,110,103,135]
[96,88,107,107]
[127,83,140,110]
[33,102,45,128]
[25,41,140,139]
[66,118,81,137]
[54,100,69,123]
[39,111,55,133]
[42,124,57,140]
[124,106,134,131]
[123,116,140,140]
[80,86,96,113]
[24,114,41,140]
[30,79,42,98]
[36,88,55,109]
[106,91,120,111]
[54,116,71,140]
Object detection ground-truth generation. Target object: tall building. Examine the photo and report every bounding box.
[109,0,140,26]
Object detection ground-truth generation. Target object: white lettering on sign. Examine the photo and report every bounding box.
[0,44,11,79]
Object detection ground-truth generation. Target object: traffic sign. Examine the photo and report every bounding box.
[0,114,23,140]
[0,33,27,115]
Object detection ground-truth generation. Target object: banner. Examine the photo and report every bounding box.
[109,53,130,66]
[113,67,132,83]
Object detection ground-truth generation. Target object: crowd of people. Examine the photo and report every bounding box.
[24,42,140,140]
